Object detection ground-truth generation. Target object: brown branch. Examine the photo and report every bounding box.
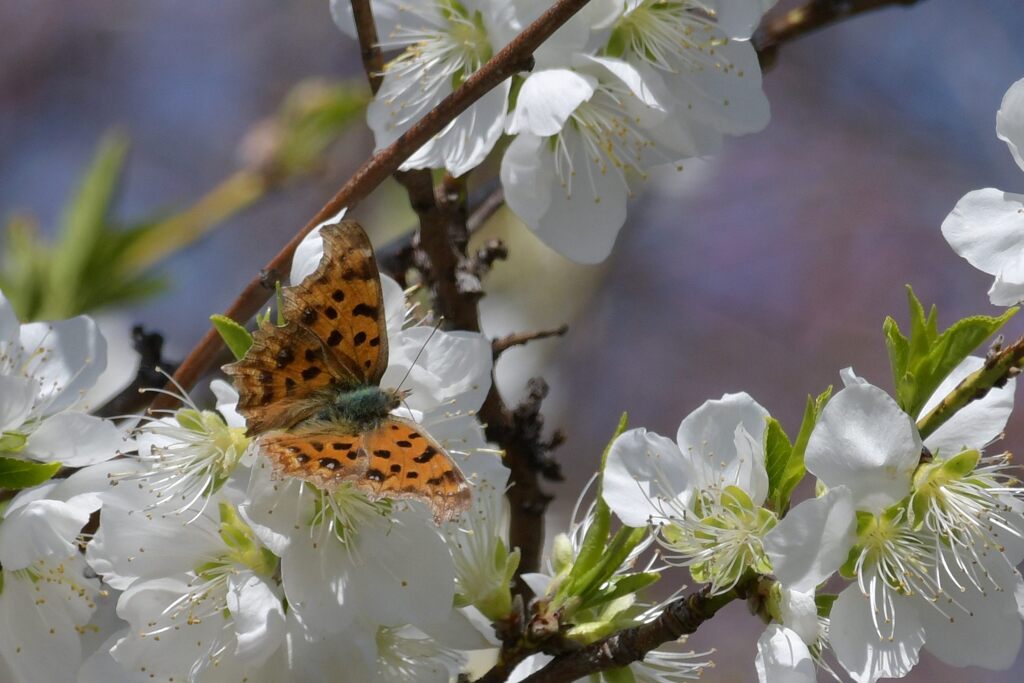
[349,0,384,94]
[515,578,763,683]
[493,325,569,358]
[155,0,595,406]
[754,0,928,67]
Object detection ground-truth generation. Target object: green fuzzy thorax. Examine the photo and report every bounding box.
[318,385,400,432]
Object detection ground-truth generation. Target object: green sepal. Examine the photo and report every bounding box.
[602,666,637,683]
[885,286,1016,417]
[0,457,62,490]
[0,432,28,453]
[815,593,839,618]
[581,571,660,610]
[211,314,254,360]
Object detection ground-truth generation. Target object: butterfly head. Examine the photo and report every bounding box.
[384,387,412,412]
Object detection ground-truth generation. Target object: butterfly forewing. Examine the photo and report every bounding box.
[224,321,343,435]
[360,417,471,522]
[260,428,368,488]
[282,220,389,386]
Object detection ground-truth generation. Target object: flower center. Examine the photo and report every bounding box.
[609,1,728,74]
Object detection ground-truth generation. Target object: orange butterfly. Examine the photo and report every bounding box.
[224,220,470,521]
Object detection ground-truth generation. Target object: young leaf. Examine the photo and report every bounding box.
[211,315,254,360]
[885,286,1016,416]
[0,457,62,489]
[764,418,794,512]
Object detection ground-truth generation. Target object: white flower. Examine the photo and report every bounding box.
[331,0,513,177]
[0,289,129,467]
[605,0,772,143]
[602,392,774,593]
[116,380,251,517]
[942,76,1024,305]
[800,376,1024,682]
[0,478,104,683]
[502,58,701,263]
[86,468,286,682]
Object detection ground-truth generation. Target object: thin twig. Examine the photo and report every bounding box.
[493,325,570,358]
[154,0,595,406]
[754,0,928,68]
[916,335,1024,440]
[512,577,762,683]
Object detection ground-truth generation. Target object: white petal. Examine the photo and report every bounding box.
[0,374,34,432]
[779,589,821,646]
[830,584,924,683]
[708,0,777,38]
[419,607,492,651]
[500,133,556,228]
[0,499,90,570]
[0,290,18,346]
[351,511,457,628]
[602,428,690,527]
[508,654,554,682]
[382,327,492,414]
[941,188,1024,296]
[755,625,816,683]
[239,460,310,556]
[506,69,596,136]
[583,55,670,110]
[78,631,149,683]
[514,128,629,264]
[19,315,107,415]
[521,572,553,598]
[996,77,1024,173]
[402,83,510,177]
[25,412,127,466]
[989,271,1024,307]
[676,392,770,504]
[289,208,349,285]
[0,565,96,683]
[227,572,286,665]
[79,314,140,410]
[839,367,868,386]
[662,37,770,136]
[764,486,856,593]
[280,529,355,634]
[86,497,223,590]
[919,355,1015,455]
[210,378,245,428]
[804,383,920,512]
[381,274,407,340]
[919,581,1023,670]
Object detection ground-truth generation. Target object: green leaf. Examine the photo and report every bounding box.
[764,418,793,512]
[211,315,254,360]
[815,593,839,618]
[47,131,130,316]
[767,387,831,513]
[0,457,62,489]
[583,571,660,609]
[885,286,1016,416]
[603,666,637,683]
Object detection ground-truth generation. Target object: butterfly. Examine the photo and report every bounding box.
[224,220,471,522]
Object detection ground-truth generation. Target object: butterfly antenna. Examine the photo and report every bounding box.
[395,316,444,394]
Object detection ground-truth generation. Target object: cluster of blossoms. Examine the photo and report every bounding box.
[331,0,777,263]
[0,214,512,681]
[5,1,1024,681]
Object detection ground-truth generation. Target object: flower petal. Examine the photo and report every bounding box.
[779,589,821,646]
[919,356,1015,455]
[0,290,18,346]
[764,486,856,593]
[506,69,596,136]
[289,208,349,285]
[830,584,924,683]
[997,77,1024,173]
[0,374,34,432]
[25,412,127,466]
[227,572,286,666]
[381,327,492,414]
[676,392,770,504]
[941,188,1024,302]
[603,428,690,527]
[755,625,816,683]
[19,315,107,415]
[804,383,920,512]
[0,499,91,570]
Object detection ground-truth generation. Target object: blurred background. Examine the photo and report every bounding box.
[3,0,1024,679]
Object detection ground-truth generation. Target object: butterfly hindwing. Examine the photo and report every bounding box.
[282,220,389,387]
[359,417,471,522]
[260,427,368,488]
[224,321,343,435]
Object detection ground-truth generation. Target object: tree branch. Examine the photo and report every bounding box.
[155,0,596,406]
[916,335,1024,440]
[754,0,928,68]
[514,578,762,683]
[493,325,569,358]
